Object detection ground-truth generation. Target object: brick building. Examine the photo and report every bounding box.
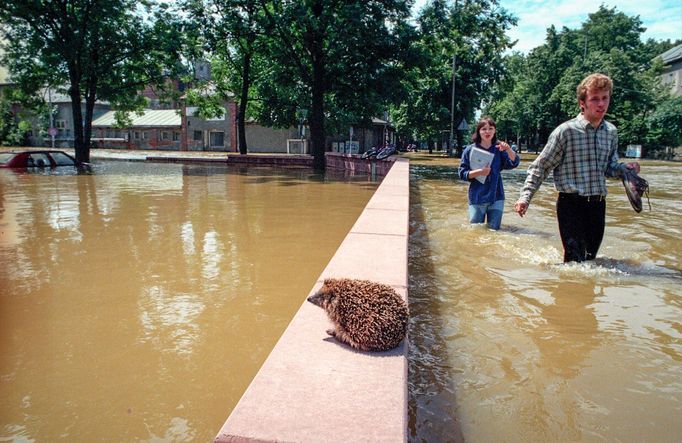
[91,102,238,151]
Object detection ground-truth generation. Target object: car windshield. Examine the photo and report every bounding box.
[0,153,15,164]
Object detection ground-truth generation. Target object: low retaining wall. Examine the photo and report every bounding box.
[226,154,312,168]
[146,152,396,176]
[325,151,395,176]
[215,158,410,442]
[145,154,312,167]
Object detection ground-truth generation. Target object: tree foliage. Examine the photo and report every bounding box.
[646,96,682,152]
[252,0,414,170]
[3,1,678,162]
[0,0,184,162]
[182,0,270,154]
[487,5,681,155]
[393,0,517,152]
[0,87,45,146]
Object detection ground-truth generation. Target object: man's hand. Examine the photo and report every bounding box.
[626,162,640,173]
[514,200,528,217]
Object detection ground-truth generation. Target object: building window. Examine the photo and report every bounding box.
[172,131,180,141]
[193,130,202,141]
[142,131,148,140]
[55,120,67,137]
[161,131,169,140]
[134,131,141,140]
[210,131,224,147]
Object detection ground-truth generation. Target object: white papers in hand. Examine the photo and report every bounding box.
[470,147,494,184]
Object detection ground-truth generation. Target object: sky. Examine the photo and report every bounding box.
[412,0,682,53]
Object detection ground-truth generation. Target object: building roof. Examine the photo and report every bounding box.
[39,88,110,105]
[92,109,181,127]
[659,44,682,65]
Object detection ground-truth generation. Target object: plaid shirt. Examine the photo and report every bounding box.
[519,113,626,204]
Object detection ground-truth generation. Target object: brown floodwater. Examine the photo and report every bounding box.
[0,161,378,442]
[407,155,682,442]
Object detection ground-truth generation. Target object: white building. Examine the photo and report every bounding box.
[659,44,682,97]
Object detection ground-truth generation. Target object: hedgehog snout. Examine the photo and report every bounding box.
[307,293,324,307]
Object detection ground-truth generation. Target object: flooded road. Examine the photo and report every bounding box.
[407,155,681,442]
[0,161,378,442]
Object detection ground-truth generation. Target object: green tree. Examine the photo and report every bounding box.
[395,0,516,153]
[0,87,47,146]
[0,94,25,146]
[0,0,183,162]
[646,96,682,155]
[254,0,413,170]
[183,0,269,154]
[487,5,680,156]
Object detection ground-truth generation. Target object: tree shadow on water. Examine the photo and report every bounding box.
[407,176,465,443]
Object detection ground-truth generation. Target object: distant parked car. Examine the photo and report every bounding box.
[0,150,90,171]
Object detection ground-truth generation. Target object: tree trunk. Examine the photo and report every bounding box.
[238,53,251,154]
[68,69,87,163]
[310,64,325,171]
[456,131,464,157]
[309,1,326,171]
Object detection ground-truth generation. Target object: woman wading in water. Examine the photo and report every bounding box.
[458,117,520,230]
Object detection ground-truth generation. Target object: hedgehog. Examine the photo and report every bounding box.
[307,278,408,352]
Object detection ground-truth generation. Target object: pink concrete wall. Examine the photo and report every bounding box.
[214,158,410,442]
[325,151,395,176]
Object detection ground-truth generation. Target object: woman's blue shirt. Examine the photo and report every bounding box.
[458,143,521,204]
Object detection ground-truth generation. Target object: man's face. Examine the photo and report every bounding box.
[580,88,610,125]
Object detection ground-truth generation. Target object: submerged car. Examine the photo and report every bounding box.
[0,150,89,170]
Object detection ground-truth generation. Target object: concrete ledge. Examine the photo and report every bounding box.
[325,152,396,176]
[226,154,313,168]
[145,154,313,167]
[146,156,228,163]
[215,158,410,443]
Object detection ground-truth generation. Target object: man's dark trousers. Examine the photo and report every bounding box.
[557,192,606,262]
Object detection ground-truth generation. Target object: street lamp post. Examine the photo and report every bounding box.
[48,87,56,148]
[448,52,456,157]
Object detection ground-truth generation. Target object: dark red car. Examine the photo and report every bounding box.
[0,150,89,170]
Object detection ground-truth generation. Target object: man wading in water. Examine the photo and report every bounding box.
[513,73,640,263]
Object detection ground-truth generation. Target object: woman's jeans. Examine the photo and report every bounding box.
[468,199,505,230]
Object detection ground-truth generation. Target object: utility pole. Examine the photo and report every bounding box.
[48,87,55,148]
[448,0,459,157]
[448,52,456,157]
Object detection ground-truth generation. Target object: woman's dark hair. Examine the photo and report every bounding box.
[471,116,497,145]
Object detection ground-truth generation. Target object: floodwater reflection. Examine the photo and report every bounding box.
[408,158,682,442]
[0,161,378,442]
